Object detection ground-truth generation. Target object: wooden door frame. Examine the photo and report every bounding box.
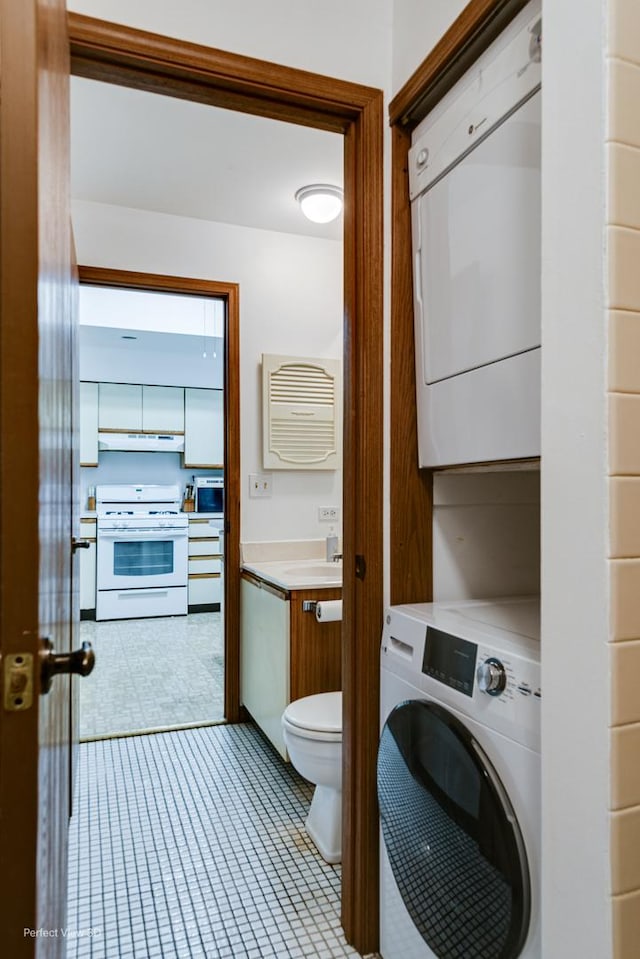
[77,266,241,721]
[68,15,383,953]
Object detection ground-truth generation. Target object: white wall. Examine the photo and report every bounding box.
[67,0,393,88]
[73,199,343,543]
[391,0,468,95]
[540,0,611,954]
[433,471,540,601]
[68,0,393,568]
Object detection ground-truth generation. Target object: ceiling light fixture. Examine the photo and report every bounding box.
[295,184,343,224]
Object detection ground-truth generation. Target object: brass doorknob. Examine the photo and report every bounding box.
[40,638,95,694]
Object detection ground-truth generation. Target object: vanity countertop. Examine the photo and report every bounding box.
[242,558,342,592]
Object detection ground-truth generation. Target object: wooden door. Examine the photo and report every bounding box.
[0,1,77,956]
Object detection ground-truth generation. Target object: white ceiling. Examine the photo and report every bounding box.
[70,77,345,241]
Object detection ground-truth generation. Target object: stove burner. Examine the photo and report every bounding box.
[105,510,134,516]
[149,510,179,515]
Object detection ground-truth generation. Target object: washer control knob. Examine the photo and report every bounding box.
[477,658,507,696]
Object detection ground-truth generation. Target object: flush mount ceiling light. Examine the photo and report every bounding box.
[295,184,343,224]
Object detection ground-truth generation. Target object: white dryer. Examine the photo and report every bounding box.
[378,598,540,959]
[409,1,542,467]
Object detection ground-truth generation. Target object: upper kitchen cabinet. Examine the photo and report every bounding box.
[184,387,223,467]
[98,382,142,431]
[80,381,99,466]
[142,385,184,433]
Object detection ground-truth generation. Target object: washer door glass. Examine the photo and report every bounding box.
[378,700,530,959]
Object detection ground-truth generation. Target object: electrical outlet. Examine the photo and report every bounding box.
[318,506,340,522]
[249,473,273,498]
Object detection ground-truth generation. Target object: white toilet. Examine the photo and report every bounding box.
[282,691,342,864]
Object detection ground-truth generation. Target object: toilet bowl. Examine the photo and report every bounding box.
[282,691,342,864]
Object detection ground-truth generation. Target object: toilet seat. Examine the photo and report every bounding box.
[282,691,342,742]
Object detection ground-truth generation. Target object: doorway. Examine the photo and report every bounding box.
[68,14,383,953]
[76,273,236,738]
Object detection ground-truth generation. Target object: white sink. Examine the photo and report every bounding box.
[242,558,342,590]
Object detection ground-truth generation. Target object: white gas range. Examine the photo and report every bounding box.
[96,484,188,621]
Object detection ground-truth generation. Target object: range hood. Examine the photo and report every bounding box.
[98,432,185,453]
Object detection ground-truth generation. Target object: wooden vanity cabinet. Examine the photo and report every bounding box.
[288,586,342,702]
[240,570,342,758]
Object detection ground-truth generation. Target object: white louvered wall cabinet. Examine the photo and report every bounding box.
[262,353,341,470]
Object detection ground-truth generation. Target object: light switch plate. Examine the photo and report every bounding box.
[249,473,273,498]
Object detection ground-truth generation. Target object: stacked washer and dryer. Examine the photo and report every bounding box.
[379,2,543,956]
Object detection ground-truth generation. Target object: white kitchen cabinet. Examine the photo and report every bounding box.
[98,383,142,431]
[184,387,223,467]
[79,518,97,613]
[142,385,184,433]
[80,381,99,466]
[240,575,290,759]
[187,518,222,610]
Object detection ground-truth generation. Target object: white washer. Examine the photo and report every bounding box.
[379,597,541,959]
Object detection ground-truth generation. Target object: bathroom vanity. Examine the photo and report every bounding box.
[240,561,342,759]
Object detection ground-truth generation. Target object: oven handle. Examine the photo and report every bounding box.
[98,528,188,539]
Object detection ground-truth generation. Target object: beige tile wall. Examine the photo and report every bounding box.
[608,3,640,955]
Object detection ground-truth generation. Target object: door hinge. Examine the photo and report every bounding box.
[3,652,34,711]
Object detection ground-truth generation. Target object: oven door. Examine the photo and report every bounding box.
[97,527,188,591]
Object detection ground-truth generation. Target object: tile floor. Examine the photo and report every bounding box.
[67,723,378,959]
[78,613,224,739]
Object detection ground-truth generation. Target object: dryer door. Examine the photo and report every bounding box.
[378,699,530,959]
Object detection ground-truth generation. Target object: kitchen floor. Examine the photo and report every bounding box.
[79,612,224,739]
[67,723,379,959]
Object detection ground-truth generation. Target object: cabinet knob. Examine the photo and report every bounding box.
[71,537,92,552]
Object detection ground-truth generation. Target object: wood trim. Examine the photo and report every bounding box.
[79,265,238,298]
[70,22,383,953]
[183,463,224,469]
[68,13,378,134]
[97,427,185,435]
[240,569,289,601]
[340,96,384,953]
[389,0,530,128]
[188,572,221,580]
[389,124,433,605]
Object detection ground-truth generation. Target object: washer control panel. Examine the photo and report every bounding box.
[383,601,541,749]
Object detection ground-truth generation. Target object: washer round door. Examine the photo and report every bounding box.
[378,699,531,959]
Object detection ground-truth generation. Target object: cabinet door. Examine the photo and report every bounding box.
[184,387,223,467]
[79,540,96,612]
[79,381,99,466]
[142,385,184,433]
[240,577,290,759]
[98,382,142,431]
[188,575,221,607]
